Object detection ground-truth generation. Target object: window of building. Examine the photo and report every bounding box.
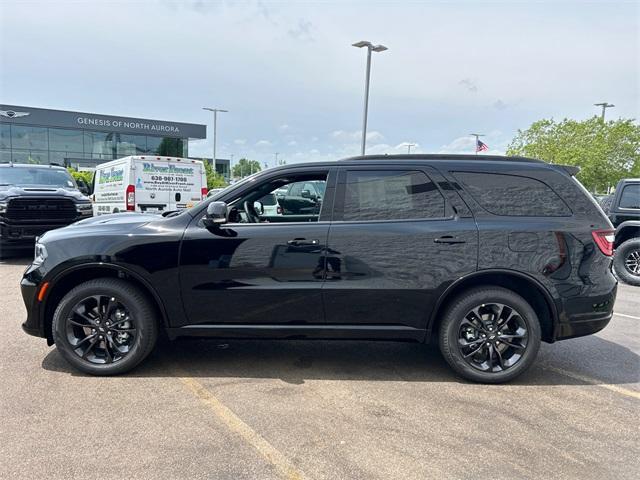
[453,171,571,217]
[619,184,640,209]
[0,124,10,149]
[117,134,147,156]
[10,125,48,150]
[343,170,446,221]
[84,131,114,159]
[49,128,84,153]
[11,150,49,164]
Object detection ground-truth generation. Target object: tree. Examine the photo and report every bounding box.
[232,158,261,178]
[203,160,227,189]
[66,167,93,185]
[507,117,640,192]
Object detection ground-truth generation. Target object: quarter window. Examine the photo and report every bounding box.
[619,184,640,209]
[343,170,446,221]
[453,171,571,217]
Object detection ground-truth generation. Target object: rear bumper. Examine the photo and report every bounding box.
[553,280,617,341]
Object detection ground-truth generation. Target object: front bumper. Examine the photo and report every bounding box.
[1,221,73,243]
[20,272,47,339]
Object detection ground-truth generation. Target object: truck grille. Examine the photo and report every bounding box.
[6,198,78,222]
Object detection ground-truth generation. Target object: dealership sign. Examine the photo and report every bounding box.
[0,104,206,139]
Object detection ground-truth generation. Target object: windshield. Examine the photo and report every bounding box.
[0,167,77,189]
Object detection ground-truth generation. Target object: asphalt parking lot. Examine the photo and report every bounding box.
[1,251,638,480]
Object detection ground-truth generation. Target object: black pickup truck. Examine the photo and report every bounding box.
[0,163,93,251]
[600,178,640,285]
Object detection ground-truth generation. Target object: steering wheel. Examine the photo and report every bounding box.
[243,200,260,223]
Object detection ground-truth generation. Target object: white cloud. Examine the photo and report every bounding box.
[255,139,274,147]
[287,140,298,146]
[278,124,290,132]
[234,138,247,145]
[331,130,384,143]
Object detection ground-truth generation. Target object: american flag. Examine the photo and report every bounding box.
[476,139,489,152]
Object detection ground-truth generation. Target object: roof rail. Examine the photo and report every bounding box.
[340,154,546,164]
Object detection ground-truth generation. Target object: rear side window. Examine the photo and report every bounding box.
[453,171,571,217]
[619,184,640,209]
[343,170,446,221]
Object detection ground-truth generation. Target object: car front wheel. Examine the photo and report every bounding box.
[439,286,541,383]
[52,278,158,375]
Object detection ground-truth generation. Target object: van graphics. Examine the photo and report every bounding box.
[142,162,194,175]
[99,168,124,184]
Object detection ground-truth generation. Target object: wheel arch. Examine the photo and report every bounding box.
[428,269,558,343]
[41,263,169,342]
[614,221,640,248]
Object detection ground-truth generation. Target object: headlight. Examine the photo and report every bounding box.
[33,242,48,266]
[0,201,6,214]
[76,202,93,215]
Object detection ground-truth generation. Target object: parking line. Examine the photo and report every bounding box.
[614,312,640,320]
[546,366,640,400]
[178,376,307,480]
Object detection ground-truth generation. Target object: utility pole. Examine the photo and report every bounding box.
[230,154,234,180]
[274,152,279,167]
[352,41,388,155]
[405,143,416,154]
[470,133,485,155]
[202,107,228,167]
[594,102,614,121]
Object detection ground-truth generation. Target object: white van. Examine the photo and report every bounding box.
[92,156,207,215]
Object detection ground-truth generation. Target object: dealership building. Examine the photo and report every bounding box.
[0,104,208,170]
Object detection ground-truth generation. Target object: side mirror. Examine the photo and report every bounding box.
[76,179,90,196]
[203,201,228,228]
[301,189,311,198]
[253,201,265,215]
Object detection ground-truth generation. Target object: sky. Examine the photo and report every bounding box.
[1,0,638,167]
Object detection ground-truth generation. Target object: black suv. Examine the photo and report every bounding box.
[21,155,617,383]
[1,163,92,249]
[600,179,639,285]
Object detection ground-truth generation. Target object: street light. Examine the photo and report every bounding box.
[202,107,228,166]
[594,102,615,121]
[352,40,388,155]
[405,143,416,154]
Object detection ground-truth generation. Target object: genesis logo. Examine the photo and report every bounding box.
[0,110,30,118]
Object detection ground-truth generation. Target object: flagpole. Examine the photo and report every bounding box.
[470,133,485,155]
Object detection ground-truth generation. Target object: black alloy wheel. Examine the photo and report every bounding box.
[614,239,640,286]
[65,295,137,364]
[439,286,541,383]
[52,278,158,375]
[457,303,528,373]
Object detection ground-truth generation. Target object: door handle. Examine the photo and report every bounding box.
[287,238,319,246]
[434,236,466,244]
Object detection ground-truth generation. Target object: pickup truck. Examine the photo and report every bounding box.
[601,178,640,285]
[0,163,92,252]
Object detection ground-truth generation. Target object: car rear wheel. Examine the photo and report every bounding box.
[52,278,158,375]
[439,286,541,383]
[613,239,640,286]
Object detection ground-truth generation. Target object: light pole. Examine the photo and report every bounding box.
[470,133,485,155]
[352,40,388,156]
[274,152,279,167]
[202,107,228,167]
[405,143,416,154]
[594,102,614,121]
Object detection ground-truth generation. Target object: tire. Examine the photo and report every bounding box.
[439,286,541,384]
[52,278,158,375]
[614,238,640,286]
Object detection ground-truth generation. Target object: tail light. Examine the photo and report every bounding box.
[591,229,615,256]
[126,185,135,211]
[201,187,208,200]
